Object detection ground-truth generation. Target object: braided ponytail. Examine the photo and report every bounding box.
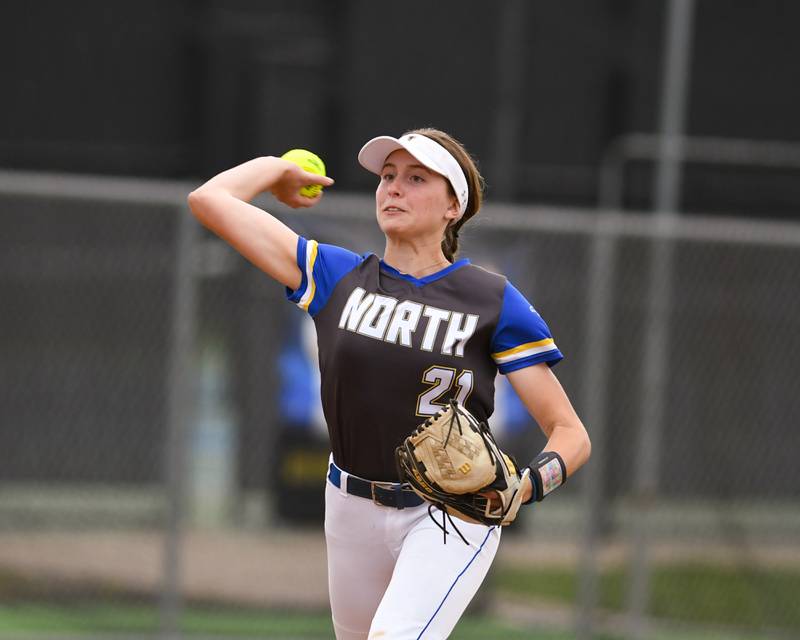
[442,220,464,263]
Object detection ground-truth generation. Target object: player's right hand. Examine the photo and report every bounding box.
[269,158,335,209]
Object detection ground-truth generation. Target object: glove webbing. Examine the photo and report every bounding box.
[442,399,500,471]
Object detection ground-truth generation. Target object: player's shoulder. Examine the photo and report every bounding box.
[315,240,371,265]
[440,261,509,313]
[456,261,508,290]
[312,240,373,280]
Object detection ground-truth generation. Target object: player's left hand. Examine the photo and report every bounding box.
[480,473,533,510]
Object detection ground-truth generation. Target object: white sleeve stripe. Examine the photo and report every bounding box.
[296,240,319,311]
[492,342,559,364]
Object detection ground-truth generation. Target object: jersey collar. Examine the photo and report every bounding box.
[379,258,470,287]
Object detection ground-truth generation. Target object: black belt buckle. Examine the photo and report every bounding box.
[371,481,404,509]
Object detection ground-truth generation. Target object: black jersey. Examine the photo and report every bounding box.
[286,237,563,481]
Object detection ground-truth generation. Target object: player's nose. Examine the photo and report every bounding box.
[386,180,402,197]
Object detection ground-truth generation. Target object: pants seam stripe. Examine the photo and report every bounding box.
[414,526,495,639]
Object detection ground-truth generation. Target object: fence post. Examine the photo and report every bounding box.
[626,1,695,637]
[575,208,624,639]
[160,202,200,639]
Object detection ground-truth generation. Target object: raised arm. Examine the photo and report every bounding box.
[187,156,334,290]
[507,362,591,501]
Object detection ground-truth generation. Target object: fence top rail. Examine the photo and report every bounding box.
[0,169,194,206]
[3,170,800,248]
[609,133,800,170]
[481,204,800,248]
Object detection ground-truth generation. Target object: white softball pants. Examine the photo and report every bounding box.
[324,471,501,639]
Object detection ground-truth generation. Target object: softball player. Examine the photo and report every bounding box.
[188,128,591,639]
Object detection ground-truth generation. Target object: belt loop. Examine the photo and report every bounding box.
[329,455,349,498]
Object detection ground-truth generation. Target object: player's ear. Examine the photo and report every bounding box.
[445,196,460,220]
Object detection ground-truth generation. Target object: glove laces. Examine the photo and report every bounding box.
[428,503,470,545]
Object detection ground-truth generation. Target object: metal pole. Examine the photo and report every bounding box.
[575,208,624,639]
[489,0,528,200]
[627,1,695,638]
[576,100,639,638]
[160,204,199,639]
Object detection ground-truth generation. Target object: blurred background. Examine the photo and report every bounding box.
[1,1,799,639]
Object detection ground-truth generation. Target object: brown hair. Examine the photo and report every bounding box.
[404,127,485,262]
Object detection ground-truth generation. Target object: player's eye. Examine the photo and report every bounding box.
[381,173,394,181]
[410,174,425,183]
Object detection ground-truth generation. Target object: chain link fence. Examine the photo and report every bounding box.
[1,171,798,639]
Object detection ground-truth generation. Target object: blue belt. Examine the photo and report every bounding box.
[328,462,424,509]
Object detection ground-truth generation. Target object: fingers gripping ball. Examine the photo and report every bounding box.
[280,149,327,198]
[396,400,530,526]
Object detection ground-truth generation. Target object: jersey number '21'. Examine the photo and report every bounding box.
[416,366,474,416]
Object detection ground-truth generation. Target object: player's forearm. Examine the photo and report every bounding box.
[192,156,287,203]
[541,419,591,477]
[519,420,589,504]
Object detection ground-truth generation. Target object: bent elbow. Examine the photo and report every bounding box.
[187,188,208,218]
[572,421,592,472]
[187,187,223,226]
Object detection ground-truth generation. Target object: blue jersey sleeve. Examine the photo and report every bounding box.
[490,281,564,374]
[285,237,364,316]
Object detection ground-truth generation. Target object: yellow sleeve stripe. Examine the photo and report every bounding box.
[492,338,557,364]
[297,240,319,312]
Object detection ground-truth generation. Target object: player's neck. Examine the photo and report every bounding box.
[383,239,451,279]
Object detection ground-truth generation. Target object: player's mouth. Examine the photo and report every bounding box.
[382,205,406,213]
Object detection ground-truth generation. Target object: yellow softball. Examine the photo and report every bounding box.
[280,149,326,198]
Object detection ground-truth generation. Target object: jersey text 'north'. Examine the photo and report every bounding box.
[338,286,479,356]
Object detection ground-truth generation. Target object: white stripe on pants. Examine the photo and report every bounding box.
[324,478,501,639]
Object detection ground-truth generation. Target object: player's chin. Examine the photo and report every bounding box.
[376,214,411,236]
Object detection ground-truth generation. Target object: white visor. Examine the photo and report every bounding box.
[358,133,469,214]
